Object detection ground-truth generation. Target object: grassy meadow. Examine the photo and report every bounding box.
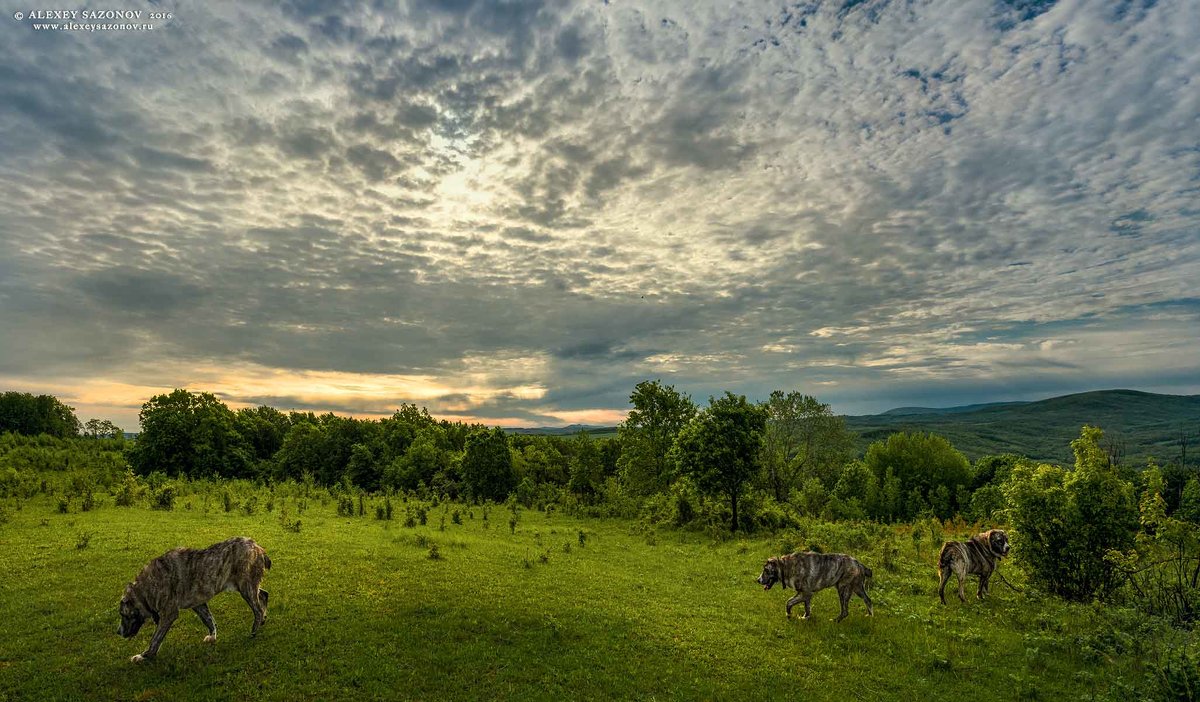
[0,489,1183,701]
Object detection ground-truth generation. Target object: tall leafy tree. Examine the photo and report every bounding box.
[759,391,855,500]
[461,427,515,501]
[1005,426,1138,601]
[128,389,251,478]
[84,418,123,439]
[672,392,767,531]
[617,380,697,496]
[0,392,81,438]
[863,431,971,520]
[568,431,605,503]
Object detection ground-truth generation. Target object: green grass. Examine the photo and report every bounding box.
[0,494,1175,701]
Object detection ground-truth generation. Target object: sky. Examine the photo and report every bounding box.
[0,0,1198,431]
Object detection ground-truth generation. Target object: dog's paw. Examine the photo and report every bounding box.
[130,654,145,664]
[203,635,217,644]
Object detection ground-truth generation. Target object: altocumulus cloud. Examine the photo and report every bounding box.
[0,0,1197,428]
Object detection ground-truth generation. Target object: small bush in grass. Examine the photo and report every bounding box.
[539,551,550,564]
[509,516,518,534]
[578,530,587,547]
[114,470,142,507]
[385,498,393,521]
[0,503,10,526]
[337,495,355,517]
[223,490,234,513]
[562,542,571,554]
[75,531,92,550]
[152,485,176,511]
[452,509,462,525]
[427,543,441,560]
[57,497,70,514]
[417,506,428,526]
[403,510,416,528]
[266,494,275,512]
[241,496,257,516]
[522,552,533,569]
[357,495,365,517]
[81,491,96,512]
[414,534,431,549]
[439,513,446,531]
[375,504,386,520]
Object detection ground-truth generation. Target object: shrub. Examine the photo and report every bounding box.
[151,485,176,511]
[427,543,441,560]
[1005,427,1138,601]
[223,490,235,513]
[75,531,92,550]
[57,497,70,514]
[336,495,355,517]
[385,498,394,521]
[114,470,143,507]
[81,491,96,512]
[451,509,462,525]
[241,495,257,516]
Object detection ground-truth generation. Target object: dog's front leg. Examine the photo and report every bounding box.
[131,610,178,663]
[194,604,217,643]
[785,592,804,619]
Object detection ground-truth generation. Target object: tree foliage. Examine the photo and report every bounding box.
[1004,426,1139,601]
[0,392,81,438]
[127,389,252,479]
[617,380,696,496]
[461,427,515,501]
[759,391,854,499]
[863,431,971,520]
[671,392,766,531]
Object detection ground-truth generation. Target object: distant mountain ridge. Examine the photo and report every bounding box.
[846,389,1200,464]
[513,389,1200,466]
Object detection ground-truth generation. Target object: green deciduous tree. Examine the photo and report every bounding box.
[759,391,855,499]
[1004,426,1139,601]
[461,427,515,501]
[864,431,971,520]
[0,392,81,438]
[671,392,767,531]
[617,380,696,496]
[128,389,252,479]
[568,431,605,503]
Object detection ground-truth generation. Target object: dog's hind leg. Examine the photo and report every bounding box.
[239,585,266,636]
[956,572,967,603]
[132,609,178,663]
[835,587,851,622]
[258,589,269,622]
[194,604,217,643]
[938,568,951,605]
[856,582,873,616]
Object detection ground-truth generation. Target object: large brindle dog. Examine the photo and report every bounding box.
[756,552,874,622]
[937,529,1010,604]
[118,536,271,662]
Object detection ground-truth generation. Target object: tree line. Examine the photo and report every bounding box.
[3,382,1199,618]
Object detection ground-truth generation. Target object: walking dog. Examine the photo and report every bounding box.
[937,529,1010,604]
[118,536,271,662]
[756,551,874,622]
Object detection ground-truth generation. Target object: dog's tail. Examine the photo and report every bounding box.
[937,542,954,575]
[860,561,874,591]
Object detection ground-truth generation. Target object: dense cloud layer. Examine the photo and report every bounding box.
[1,0,1197,428]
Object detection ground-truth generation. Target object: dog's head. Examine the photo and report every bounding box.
[756,557,782,591]
[984,529,1010,558]
[117,584,147,639]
